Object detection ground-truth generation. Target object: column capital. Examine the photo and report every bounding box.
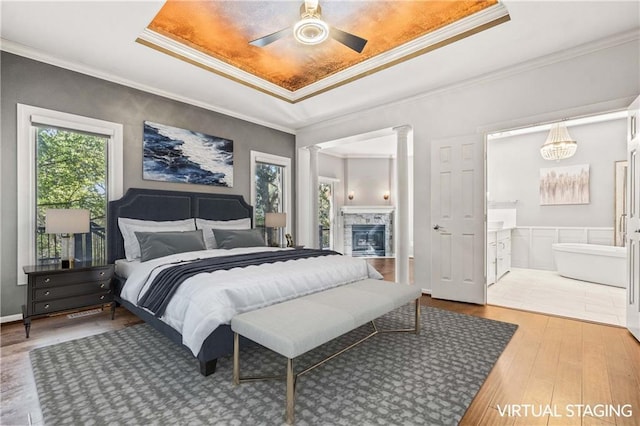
[307,145,322,153]
[392,125,412,137]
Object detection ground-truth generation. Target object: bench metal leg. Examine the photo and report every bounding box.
[286,358,295,424]
[233,298,421,424]
[415,298,421,335]
[233,332,240,385]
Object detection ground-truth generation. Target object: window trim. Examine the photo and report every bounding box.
[250,150,292,234]
[16,104,123,285]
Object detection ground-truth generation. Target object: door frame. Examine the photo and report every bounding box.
[482,102,634,303]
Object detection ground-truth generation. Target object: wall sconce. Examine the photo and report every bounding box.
[348,191,355,200]
[383,191,390,201]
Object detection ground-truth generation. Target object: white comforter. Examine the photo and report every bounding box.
[120,247,383,355]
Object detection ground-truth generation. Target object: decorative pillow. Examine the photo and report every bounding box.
[134,230,206,262]
[195,217,251,249]
[213,228,265,249]
[118,217,196,261]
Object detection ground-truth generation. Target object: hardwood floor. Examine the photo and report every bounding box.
[2,259,639,425]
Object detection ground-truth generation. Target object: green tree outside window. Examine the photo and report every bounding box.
[36,127,108,263]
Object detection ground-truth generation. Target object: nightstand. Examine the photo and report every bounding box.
[22,262,114,338]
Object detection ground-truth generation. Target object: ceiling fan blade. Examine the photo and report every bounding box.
[330,27,368,53]
[249,27,291,47]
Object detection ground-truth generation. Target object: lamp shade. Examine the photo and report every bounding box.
[540,122,577,161]
[265,212,286,228]
[45,209,90,234]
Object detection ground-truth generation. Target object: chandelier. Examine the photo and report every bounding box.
[540,122,577,161]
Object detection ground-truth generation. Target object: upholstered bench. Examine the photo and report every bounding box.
[230,278,422,424]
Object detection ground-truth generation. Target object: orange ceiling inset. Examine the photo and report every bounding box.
[142,0,501,96]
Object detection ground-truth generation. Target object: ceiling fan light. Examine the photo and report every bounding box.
[540,122,578,161]
[293,18,329,45]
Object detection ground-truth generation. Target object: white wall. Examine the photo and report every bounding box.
[488,118,627,228]
[344,158,394,206]
[296,38,640,290]
[318,152,344,181]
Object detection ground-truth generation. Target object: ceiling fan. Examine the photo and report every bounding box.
[249,0,368,53]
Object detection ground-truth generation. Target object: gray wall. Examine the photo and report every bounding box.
[487,118,627,227]
[0,52,296,317]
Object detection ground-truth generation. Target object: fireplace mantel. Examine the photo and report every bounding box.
[341,206,395,215]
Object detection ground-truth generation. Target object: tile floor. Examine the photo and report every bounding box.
[488,267,626,326]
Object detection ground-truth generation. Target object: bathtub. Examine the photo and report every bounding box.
[552,243,627,288]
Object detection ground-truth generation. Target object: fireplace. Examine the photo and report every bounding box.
[341,206,394,257]
[351,224,386,257]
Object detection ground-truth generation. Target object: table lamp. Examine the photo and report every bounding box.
[265,212,287,247]
[45,209,90,268]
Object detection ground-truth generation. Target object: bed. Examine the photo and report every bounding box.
[107,188,382,376]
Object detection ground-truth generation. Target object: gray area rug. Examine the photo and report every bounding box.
[31,305,517,425]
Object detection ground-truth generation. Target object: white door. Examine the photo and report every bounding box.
[627,96,640,342]
[430,135,486,304]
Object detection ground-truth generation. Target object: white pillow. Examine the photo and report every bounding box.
[118,217,196,261]
[195,217,251,249]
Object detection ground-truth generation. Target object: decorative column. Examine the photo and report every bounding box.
[309,145,321,249]
[393,125,411,284]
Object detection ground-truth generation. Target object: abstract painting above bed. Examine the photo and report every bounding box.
[143,121,233,187]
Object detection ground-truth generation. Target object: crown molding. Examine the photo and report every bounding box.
[296,29,640,131]
[137,3,510,103]
[135,30,295,102]
[0,38,296,135]
[326,152,396,159]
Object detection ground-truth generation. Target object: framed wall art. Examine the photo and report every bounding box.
[539,164,589,205]
[143,121,233,187]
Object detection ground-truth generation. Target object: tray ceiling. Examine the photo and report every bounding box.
[138,0,509,102]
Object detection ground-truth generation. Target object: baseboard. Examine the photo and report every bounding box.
[1,313,23,324]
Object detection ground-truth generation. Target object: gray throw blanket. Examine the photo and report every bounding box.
[139,249,340,317]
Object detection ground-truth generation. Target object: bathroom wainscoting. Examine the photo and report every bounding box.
[511,226,614,271]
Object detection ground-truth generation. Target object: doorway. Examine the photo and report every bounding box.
[485,111,628,326]
[300,127,415,282]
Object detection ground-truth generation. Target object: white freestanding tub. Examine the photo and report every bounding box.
[552,243,627,288]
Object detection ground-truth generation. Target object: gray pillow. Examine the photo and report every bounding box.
[135,230,206,262]
[213,228,265,249]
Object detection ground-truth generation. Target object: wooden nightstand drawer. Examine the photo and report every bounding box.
[33,292,113,315]
[34,281,111,301]
[34,268,112,287]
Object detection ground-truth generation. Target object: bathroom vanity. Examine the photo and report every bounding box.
[487,228,512,285]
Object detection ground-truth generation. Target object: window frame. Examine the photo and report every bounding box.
[250,150,292,234]
[16,104,123,285]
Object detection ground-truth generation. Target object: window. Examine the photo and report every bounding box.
[17,105,123,284]
[318,180,334,250]
[36,127,108,263]
[250,151,291,246]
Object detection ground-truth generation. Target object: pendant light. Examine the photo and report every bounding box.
[540,122,577,161]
